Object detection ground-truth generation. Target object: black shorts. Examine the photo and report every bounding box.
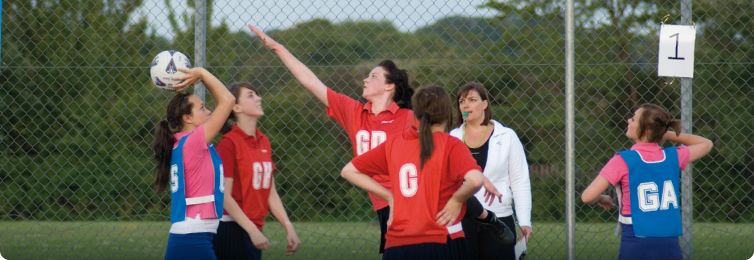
[213,221,261,260]
[377,206,390,254]
[382,236,466,260]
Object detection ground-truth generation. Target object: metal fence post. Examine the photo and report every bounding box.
[565,0,576,259]
[1,0,3,65]
[679,0,694,259]
[194,0,207,101]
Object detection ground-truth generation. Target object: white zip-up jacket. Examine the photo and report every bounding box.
[450,120,532,227]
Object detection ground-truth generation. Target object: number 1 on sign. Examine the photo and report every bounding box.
[668,33,685,60]
[657,24,695,78]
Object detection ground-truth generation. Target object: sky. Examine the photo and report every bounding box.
[136,0,499,38]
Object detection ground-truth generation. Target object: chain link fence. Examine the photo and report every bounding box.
[1,0,752,259]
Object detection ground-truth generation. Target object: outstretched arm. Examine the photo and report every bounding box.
[249,25,329,106]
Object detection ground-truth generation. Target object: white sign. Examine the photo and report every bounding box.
[658,24,696,78]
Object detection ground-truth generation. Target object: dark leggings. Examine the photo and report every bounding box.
[465,196,485,219]
[462,215,517,260]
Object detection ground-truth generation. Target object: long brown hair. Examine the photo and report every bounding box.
[412,85,452,169]
[152,92,193,193]
[637,103,682,143]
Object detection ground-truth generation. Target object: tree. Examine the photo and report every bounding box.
[1,0,166,220]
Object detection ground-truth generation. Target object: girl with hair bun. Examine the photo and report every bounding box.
[581,103,713,260]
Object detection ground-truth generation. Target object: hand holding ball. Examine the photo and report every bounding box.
[149,50,191,90]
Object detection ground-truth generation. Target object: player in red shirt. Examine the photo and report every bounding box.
[249,25,507,254]
[342,85,485,259]
[213,83,300,260]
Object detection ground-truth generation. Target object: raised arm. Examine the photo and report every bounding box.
[174,67,235,143]
[249,25,329,106]
[664,131,713,162]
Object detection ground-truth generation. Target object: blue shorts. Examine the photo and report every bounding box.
[165,232,217,260]
[619,223,681,260]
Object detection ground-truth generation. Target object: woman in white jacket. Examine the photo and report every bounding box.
[450,82,532,260]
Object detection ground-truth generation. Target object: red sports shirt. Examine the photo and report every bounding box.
[326,88,416,211]
[217,125,276,230]
[351,128,481,248]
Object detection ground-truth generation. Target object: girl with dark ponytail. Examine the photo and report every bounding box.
[582,103,713,259]
[411,85,452,168]
[153,92,192,193]
[151,67,235,260]
[249,25,418,253]
[250,25,503,254]
[379,59,414,109]
[341,85,485,259]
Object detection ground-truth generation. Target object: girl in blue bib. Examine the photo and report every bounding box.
[152,67,235,260]
[581,103,713,259]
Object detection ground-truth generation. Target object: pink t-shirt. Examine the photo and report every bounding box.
[174,125,218,220]
[599,143,690,215]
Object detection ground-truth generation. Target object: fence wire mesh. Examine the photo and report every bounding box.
[1,0,752,259]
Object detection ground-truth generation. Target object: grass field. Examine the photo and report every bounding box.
[0,221,751,259]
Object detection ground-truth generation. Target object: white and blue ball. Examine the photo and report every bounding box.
[150,50,191,90]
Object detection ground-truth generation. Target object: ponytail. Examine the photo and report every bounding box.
[412,85,452,169]
[667,119,682,135]
[152,120,175,193]
[152,93,192,193]
[418,115,434,169]
[379,60,414,109]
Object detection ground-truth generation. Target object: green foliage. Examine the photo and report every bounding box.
[1,0,751,224]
